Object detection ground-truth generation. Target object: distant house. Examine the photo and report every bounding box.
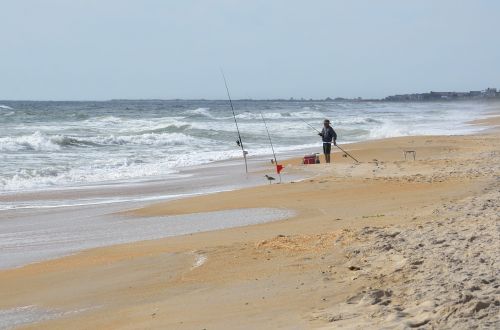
[484,88,497,97]
[383,87,499,102]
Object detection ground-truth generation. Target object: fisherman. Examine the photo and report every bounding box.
[318,119,337,163]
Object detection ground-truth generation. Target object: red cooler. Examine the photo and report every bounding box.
[303,154,317,165]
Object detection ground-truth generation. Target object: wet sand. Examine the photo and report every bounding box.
[0,207,294,269]
[1,116,499,329]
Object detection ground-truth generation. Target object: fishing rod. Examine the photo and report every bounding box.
[221,70,248,174]
[260,112,282,183]
[301,118,321,134]
[298,118,360,163]
[335,144,360,163]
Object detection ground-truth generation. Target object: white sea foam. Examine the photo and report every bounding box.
[336,116,382,125]
[0,158,182,191]
[0,131,202,152]
[0,101,488,192]
[0,139,321,192]
[234,110,323,120]
[81,116,191,134]
[192,253,208,269]
[289,110,324,119]
[185,107,213,117]
[0,131,64,152]
[0,104,13,110]
[87,115,123,124]
[367,121,409,139]
[87,132,199,146]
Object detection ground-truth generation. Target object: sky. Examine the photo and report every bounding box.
[1,0,499,100]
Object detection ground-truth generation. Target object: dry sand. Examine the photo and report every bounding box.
[1,116,499,329]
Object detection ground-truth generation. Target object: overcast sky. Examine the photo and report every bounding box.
[1,0,499,100]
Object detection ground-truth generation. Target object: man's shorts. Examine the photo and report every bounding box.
[323,142,331,155]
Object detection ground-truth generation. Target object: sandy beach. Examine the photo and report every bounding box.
[1,114,499,329]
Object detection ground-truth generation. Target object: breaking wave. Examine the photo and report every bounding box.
[367,122,410,139]
[184,108,216,118]
[0,100,487,192]
[0,131,200,152]
[235,110,324,120]
[0,160,180,191]
[87,132,199,146]
[288,110,324,119]
[0,132,68,152]
[336,117,383,125]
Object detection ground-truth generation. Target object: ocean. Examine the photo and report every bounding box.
[0,100,490,194]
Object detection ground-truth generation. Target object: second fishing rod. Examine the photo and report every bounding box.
[299,118,360,163]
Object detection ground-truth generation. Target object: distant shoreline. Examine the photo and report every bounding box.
[2,97,500,103]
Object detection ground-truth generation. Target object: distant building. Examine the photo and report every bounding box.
[383,88,500,102]
[485,88,497,97]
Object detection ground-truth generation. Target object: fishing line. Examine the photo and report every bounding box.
[221,69,249,174]
[260,112,282,182]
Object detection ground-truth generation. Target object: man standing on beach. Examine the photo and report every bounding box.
[319,119,337,163]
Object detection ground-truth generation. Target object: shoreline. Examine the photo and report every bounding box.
[0,115,498,329]
[1,99,493,208]
[1,127,491,270]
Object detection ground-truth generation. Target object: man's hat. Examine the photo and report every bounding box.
[324,119,330,123]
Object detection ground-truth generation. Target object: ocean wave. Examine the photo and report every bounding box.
[0,131,202,152]
[184,108,214,118]
[367,122,410,139]
[0,132,65,152]
[259,112,284,119]
[135,124,191,135]
[183,108,237,121]
[0,141,323,192]
[0,160,179,191]
[82,116,190,134]
[88,132,199,146]
[0,145,255,191]
[234,112,275,120]
[0,132,106,152]
[0,101,487,192]
[335,117,383,125]
[0,104,13,110]
[89,115,123,123]
[288,110,325,119]
[235,111,323,120]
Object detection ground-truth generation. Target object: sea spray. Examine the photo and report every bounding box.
[0,100,489,192]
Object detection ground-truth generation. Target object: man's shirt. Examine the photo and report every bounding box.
[321,126,337,143]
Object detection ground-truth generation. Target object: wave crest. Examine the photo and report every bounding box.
[0,131,200,152]
[0,132,64,152]
[184,108,214,118]
[89,132,197,146]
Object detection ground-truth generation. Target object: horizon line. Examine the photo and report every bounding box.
[1,87,498,103]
